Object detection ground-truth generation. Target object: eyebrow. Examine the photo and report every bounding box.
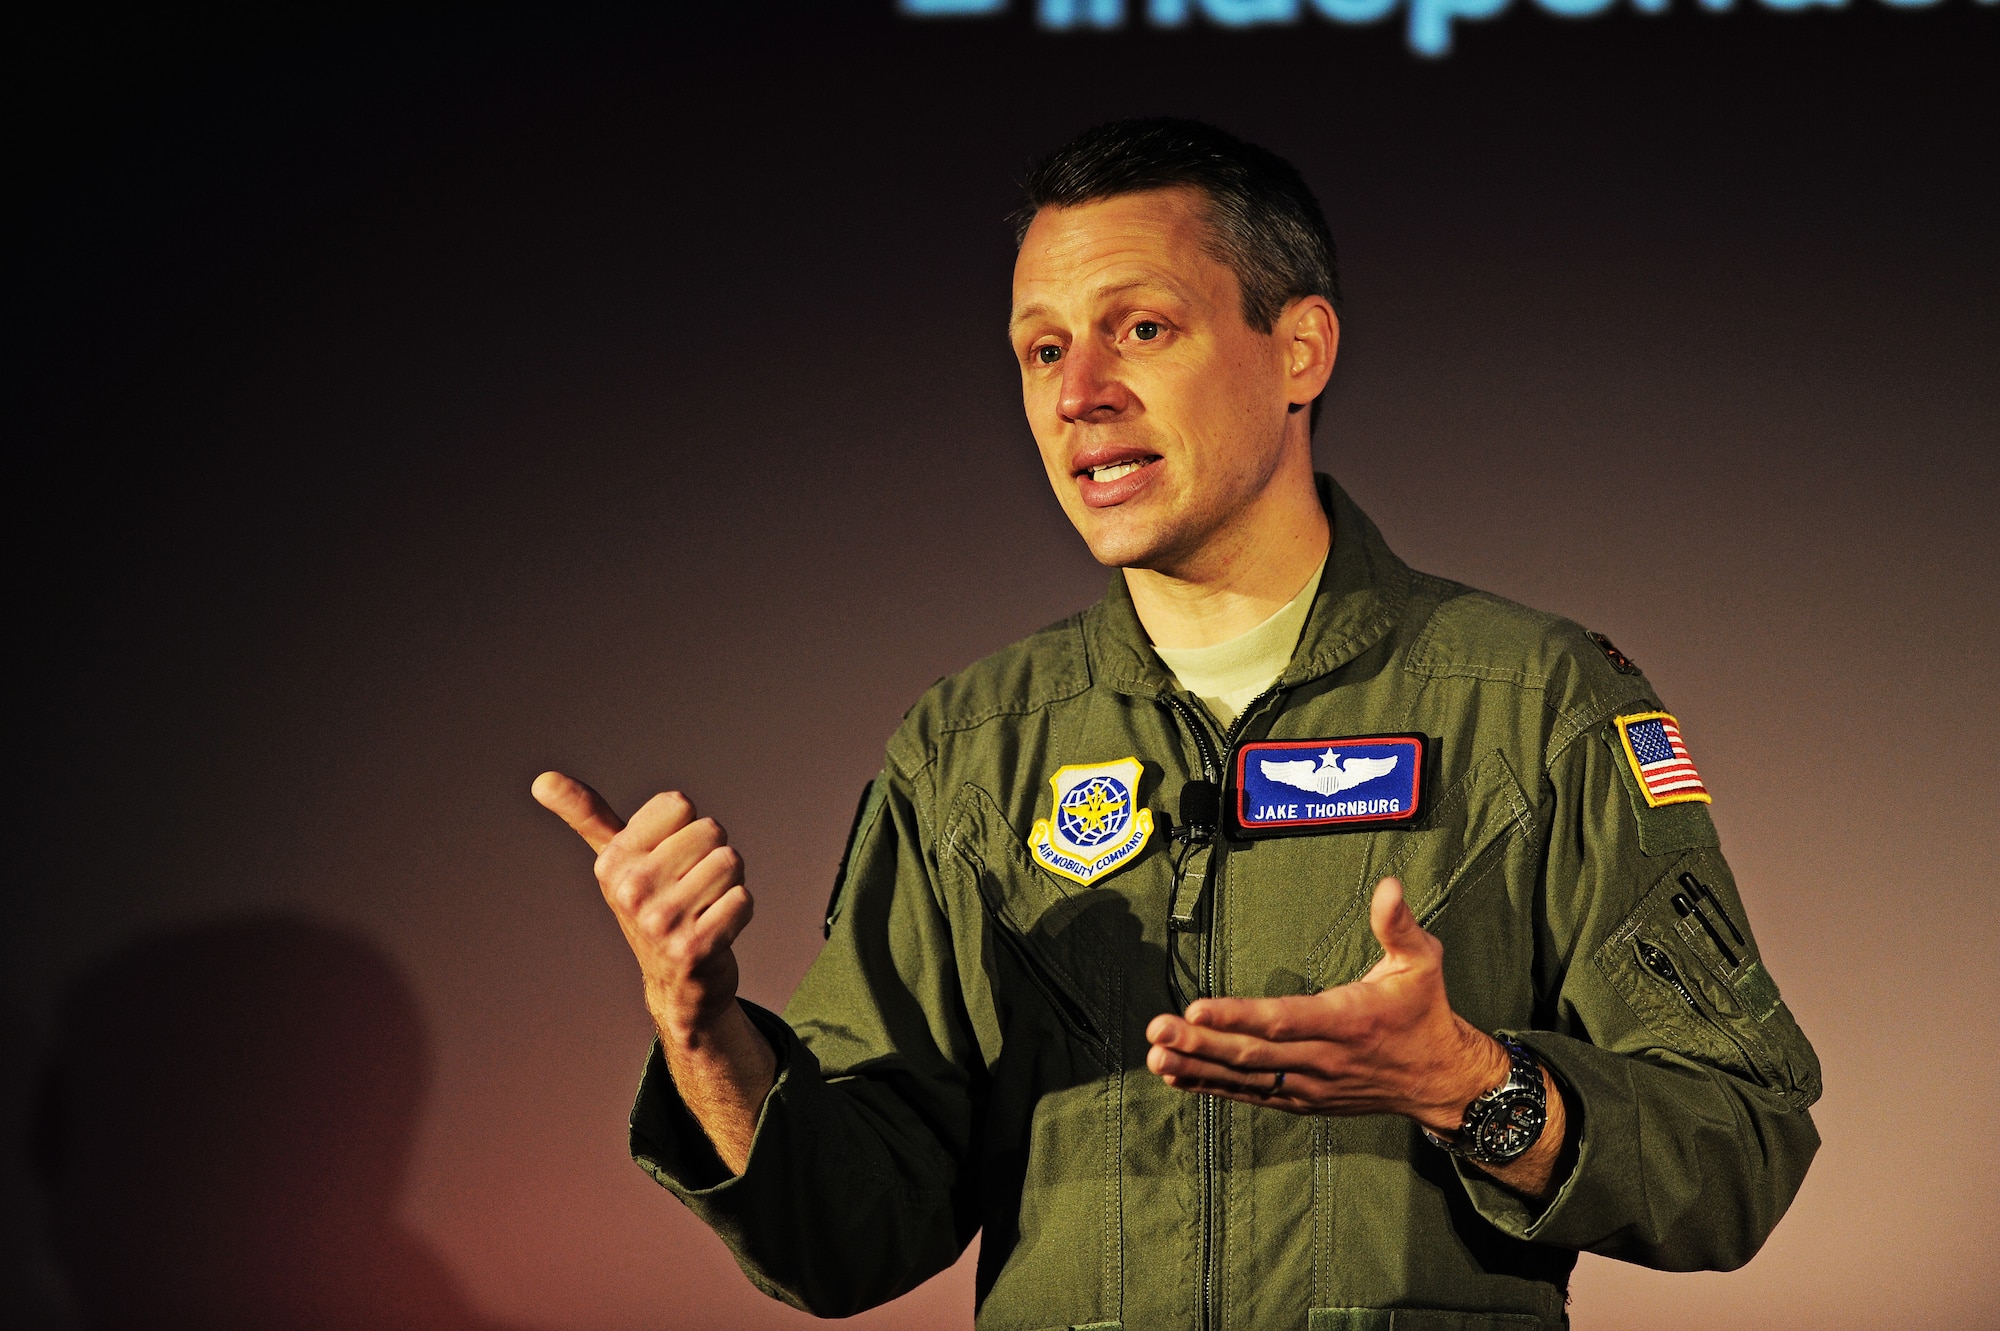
[1007,302,1053,336]
[1008,278,1188,337]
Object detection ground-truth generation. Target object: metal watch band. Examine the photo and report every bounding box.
[1422,1035,1548,1165]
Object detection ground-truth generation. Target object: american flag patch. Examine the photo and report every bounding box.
[1615,712,1711,807]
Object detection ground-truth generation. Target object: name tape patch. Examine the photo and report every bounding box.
[1231,735,1426,836]
[1029,756,1155,886]
[1615,711,1711,807]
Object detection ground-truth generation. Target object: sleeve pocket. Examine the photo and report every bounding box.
[1592,849,1822,1110]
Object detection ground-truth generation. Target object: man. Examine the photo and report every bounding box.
[535,119,1821,1329]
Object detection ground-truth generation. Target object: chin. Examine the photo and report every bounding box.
[1077,519,1184,573]
[1073,523,1143,569]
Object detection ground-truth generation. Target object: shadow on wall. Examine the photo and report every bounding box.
[27,915,538,1331]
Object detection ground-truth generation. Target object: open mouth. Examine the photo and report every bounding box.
[1085,459,1151,483]
[1070,449,1162,507]
[1075,451,1160,481]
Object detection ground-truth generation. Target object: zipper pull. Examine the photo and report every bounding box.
[1170,843,1212,928]
[1168,841,1212,1008]
[1639,941,1701,1010]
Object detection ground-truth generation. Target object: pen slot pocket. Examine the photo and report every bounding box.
[1594,850,1821,1109]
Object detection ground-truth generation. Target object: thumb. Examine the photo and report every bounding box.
[532,770,627,853]
[1368,877,1430,964]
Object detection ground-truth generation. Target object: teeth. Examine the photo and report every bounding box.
[1089,461,1144,483]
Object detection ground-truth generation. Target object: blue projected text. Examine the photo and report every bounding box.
[900,0,1987,57]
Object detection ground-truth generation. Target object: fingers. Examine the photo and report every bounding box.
[558,781,742,941]
[1167,986,1380,1046]
[643,814,731,888]
[690,883,756,955]
[1183,1081,1307,1110]
[537,773,754,1044]
[1145,1014,1410,1116]
[1144,880,1459,1119]
[1147,994,1393,1081]
[1145,1039,1333,1108]
[631,842,744,937]
[1149,1044,1291,1094]
[1149,1014,1286,1069]
[1369,876,1436,965]
[533,771,627,852]
[643,874,751,984]
[624,790,699,851]
[1180,994,1323,1041]
[1144,979,1408,1103]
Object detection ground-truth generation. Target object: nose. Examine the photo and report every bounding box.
[1058,338,1133,424]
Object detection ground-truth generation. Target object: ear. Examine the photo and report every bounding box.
[1279,295,1339,408]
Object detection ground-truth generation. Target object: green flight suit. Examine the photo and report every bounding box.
[630,476,1822,1331]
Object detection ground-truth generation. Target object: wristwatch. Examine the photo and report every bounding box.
[1422,1035,1548,1165]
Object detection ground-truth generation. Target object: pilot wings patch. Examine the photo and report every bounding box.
[1260,751,1401,795]
[1231,735,1427,837]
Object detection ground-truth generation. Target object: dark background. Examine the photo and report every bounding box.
[8,2,1997,1327]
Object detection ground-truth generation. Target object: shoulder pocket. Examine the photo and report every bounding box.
[1593,849,1822,1109]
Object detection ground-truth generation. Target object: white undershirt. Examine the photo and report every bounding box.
[1150,556,1326,731]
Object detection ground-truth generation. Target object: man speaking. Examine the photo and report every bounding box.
[535,119,1821,1330]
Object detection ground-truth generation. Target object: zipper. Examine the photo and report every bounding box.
[1164,685,1280,808]
[1638,937,1768,1083]
[1640,927,1768,1087]
[992,923,1104,1047]
[1161,686,1280,1331]
[1639,942,1700,1009]
[1166,695,1223,786]
[1163,694,1221,1331]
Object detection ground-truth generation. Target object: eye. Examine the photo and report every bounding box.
[1037,345,1062,365]
[1133,320,1160,341]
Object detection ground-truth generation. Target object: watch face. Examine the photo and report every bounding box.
[1469,1090,1547,1162]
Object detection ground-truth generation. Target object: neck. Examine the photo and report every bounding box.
[1125,455,1330,650]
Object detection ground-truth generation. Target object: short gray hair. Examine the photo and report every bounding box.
[1013,117,1341,331]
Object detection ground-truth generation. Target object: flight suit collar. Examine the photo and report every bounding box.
[1085,473,1413,700]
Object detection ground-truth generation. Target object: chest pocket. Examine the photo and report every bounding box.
[1303,748,1536,989]
[941,782,1153,1067]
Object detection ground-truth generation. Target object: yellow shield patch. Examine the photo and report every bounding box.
[1028,756,1154,887]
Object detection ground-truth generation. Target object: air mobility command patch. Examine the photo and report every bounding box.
[1615,711,1711,807]
[1231,734,1427,837]
[1028,757,1155,887]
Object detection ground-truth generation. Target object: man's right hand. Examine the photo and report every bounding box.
[533,771,776,1173]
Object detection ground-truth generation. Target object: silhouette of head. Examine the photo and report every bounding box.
[36,915,484,1331]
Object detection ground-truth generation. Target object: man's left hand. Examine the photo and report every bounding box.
[1145,878,1557,1173]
